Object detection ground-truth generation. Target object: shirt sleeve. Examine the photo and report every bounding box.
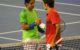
[19,10,27,23]
[50,12,60,24]
[34,8,40,19]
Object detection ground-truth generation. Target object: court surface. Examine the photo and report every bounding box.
[0,0,80,44]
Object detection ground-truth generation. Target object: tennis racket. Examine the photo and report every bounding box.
[60,19,66,33]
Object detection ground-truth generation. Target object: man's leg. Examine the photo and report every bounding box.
[55,45,59,50]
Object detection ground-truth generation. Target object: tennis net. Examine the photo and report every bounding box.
[0,35,80,50]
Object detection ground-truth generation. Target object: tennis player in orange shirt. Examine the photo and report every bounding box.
[42,0,62,50]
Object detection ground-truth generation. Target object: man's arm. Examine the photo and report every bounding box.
[21,23,30,30]
[21,18,41,30]
[21,22,37,30]
[55,24,60,34]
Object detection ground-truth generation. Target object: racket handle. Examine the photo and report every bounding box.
[55,38,63,44]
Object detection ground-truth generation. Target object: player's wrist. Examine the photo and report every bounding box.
[29,22,36,29]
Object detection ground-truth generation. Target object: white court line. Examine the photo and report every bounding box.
[0,4,23,8]
[0,4,80,16]
[0,30,21,35]
[0,36,21,41]
[36,0,80,7]
[56,2,80,7]
[66,21,80,25]
[59,12,80,16]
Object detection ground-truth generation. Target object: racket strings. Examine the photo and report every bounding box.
[60,19,66,33]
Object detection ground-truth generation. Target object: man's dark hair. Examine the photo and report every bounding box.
[43,0,54,8]
[24,0,31,4]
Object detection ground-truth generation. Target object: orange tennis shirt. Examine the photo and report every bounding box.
[45,8,61,45]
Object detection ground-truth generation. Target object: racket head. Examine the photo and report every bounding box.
[60,19,66,33]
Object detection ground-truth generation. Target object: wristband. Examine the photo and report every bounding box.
[29,22,36,29]
[37,26,45,33]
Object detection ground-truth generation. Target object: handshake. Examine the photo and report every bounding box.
[28,18,45,30]
[35,18,41,26]
[35,18,45,29]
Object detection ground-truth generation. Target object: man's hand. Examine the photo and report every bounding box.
[35,18,41,25]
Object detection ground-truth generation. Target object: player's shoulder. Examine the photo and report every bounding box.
[51,8,58,15]
[19,8,27,17]
[52,8,57,13]
[20,8,26,13]
[47,9,55,16]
